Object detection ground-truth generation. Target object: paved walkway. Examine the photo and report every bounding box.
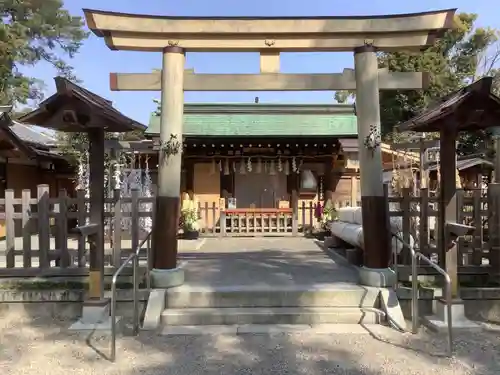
[178,237,358,287]
[1,314,499,374]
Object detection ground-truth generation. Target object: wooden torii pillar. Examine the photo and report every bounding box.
[83,7,455,288]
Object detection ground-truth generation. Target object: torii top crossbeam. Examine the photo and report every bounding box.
[83,8,456,52]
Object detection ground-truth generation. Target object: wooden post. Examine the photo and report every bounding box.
[292,189,298,236]
[419,136,429,189]
[88,128,105,300]
[152,46,185,270]
[494,135,500,183]
[438,129,459,298]
[57,189,69,267]
[5,189,15,268]
[419,188,429,253]
[131,189,139,252]
[354,44,390,269]
[112,188,122,267]
[76,189,87,267]
[37,184,50,269]
[21,189,31,268]
[488,183,500,273]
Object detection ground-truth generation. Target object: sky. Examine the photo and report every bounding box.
[21,0,500,126]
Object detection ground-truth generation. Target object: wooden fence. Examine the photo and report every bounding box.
[196,200,355,236]
[0,185,154,277]
[388,185,500,279]
[0,184,356,276]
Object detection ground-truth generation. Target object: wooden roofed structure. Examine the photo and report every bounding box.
[397,76,500,299]
[18,77,146,305]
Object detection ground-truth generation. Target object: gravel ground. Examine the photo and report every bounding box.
[1,314,499,375]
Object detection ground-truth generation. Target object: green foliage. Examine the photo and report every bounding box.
[335,13,500,155]
[0,0,88,105]
[56,130,146,165]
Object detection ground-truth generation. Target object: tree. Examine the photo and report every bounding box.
[56,130,145,166]
[335,13,500,155]
[0,0,88,106]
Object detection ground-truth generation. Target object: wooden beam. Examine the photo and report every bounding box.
[109,70,429,91]
[84,9,455,35]
[84,9,456,52]
[104,33,443,53]
[260,51,280,73]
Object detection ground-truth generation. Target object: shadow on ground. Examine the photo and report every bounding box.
[1,237,499,374]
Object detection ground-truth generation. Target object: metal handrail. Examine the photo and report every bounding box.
[392,233,453,357]
[110,230,152,362]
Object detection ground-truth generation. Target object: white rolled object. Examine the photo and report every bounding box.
[337,207,357,223]
[353,208,363,225]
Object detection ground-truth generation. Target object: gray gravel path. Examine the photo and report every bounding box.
[1,314,499,375]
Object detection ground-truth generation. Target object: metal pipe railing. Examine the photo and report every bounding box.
[110,231,152,362]
[392,233,453,357]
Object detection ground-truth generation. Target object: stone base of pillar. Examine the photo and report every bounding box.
[69,298,121,331]
[151,263,186,289]
[358,267,396,287]
[422,298,481,332]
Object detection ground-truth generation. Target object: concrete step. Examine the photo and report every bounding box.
[160,306,380,326]
[160,324,388,336]
[165,285,379,309]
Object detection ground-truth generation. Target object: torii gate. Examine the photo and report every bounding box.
[84,8,455,288]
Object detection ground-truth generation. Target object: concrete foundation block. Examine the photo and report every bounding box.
[423,298,481,331]
[69,298,121,331]
[359,267,396,288]
[151,263,186,289]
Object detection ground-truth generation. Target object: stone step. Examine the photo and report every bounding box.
[160,306,380,326]
[165,285,379,309]
[160,324,388,336]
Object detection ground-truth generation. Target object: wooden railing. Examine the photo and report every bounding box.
[387,186,499,279]
[196,200,357,236]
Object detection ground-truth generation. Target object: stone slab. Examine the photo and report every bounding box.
[160,324,388,336]
[379,288,406,331]
[161,306,379,326]
[142,289,165,331]
[422,299,482,332]
[69,316,121,331]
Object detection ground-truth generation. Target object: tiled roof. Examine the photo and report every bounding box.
[19,77,146,133]
[146,103,357,136]
[10,121,57,146]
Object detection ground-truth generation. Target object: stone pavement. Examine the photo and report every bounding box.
[1,313,499,375]
[178,237,358,287]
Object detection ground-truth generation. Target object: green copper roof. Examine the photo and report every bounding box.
[146,103,357,137]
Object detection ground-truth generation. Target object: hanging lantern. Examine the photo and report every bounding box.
[284,160,290,176]
[269,160,276,175]
[224,159,230,175]
[256,158,262,173]
[239,159,246,174]
[301,170,317,190]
